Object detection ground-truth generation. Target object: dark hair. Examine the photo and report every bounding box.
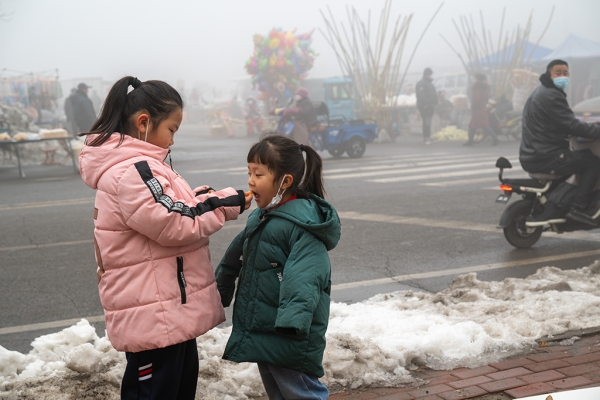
[546,59,568,73]
[423,67,433,76]
[80,76,183,146]
[247,133,325,199]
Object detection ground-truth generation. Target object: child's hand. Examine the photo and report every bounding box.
[244,190,253,210]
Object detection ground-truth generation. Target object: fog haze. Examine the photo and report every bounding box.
[1,0,599,93]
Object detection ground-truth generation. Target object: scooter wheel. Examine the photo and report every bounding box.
[503,201,543,248]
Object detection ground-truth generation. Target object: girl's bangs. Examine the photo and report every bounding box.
[247,141,277,170]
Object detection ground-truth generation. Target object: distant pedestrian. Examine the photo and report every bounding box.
[78,75,251,400]
[464,73,499,146]
[416,68,438,145]
[63,88,77,135]
[216,134,341,400]
[70,82,97,134]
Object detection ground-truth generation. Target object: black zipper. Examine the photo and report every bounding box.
[177,256,187,304]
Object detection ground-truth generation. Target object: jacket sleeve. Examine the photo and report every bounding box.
[118,160,245,247]
[275,230,329,338]
[544,91,600,139]
[215,230,245,307]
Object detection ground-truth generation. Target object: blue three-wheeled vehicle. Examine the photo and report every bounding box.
[277,101,378,158]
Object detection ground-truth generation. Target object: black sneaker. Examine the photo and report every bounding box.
[565,207,598,226]
[525,202,566,227]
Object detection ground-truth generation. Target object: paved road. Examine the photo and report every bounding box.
[2,127,600,353]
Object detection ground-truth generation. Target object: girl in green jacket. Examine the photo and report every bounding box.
[216,133,341,399]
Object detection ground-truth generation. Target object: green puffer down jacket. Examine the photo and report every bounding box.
[215,194,341,377]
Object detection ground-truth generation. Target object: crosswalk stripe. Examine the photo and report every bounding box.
[371,167,500,183]
[325,155,498,175]
[421,177,501,187]
[329,160,517,180]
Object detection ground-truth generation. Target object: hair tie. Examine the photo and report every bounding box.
[131,77,142,89]
[299,144,305,152]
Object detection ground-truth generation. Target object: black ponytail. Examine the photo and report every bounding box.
[301,144,325,199]
[80,76,183,146]
[247,133,325,199]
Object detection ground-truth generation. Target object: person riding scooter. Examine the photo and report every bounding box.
[520,59,600,225]
[281,87,316,146]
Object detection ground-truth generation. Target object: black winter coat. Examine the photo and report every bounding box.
[520,73,600,168]
[416,77,438,111]
[71,91,97,133]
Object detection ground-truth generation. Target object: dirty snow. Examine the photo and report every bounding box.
[2,263,600,399]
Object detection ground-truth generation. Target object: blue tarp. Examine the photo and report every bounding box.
[541,34,600,61]
[470,41,553,68]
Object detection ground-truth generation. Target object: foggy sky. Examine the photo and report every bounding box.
[1,0,599,93]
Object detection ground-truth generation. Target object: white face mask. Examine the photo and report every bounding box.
[264,175,287,211]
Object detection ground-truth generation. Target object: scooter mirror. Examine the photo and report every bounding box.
[495,157,512,169]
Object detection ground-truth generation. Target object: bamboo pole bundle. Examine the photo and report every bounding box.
[320,0,443,125]
[440,7,554,101]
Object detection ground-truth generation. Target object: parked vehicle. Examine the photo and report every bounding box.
[433,72,468,97]
[275,101,377,158]
[494,137,600,248]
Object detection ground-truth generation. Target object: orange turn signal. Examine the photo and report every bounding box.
[499,184,513,192]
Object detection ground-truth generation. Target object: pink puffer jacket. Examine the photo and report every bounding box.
[79,133,245,353]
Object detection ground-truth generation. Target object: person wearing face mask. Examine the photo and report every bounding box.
[282,87,317,146]
[216,134,341,400]
[520,59,600,225]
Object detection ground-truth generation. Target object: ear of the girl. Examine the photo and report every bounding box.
[282,174,294,190]
[135,113,150,134]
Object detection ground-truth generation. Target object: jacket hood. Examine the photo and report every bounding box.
[267,194,341,251]
[539,72,565,94]
[79,133,169,189]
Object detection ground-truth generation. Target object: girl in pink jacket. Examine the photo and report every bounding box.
[79,76,251,400]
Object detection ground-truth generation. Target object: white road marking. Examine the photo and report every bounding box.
[325,155,498,175]
[339,211,497,232]
[331,249,600,291]
[421,177,515,187]
[0,239,94,252]
[0,315,106,335]
[0,198,94,211]
[330,161,518,181]
[371,167,501,183]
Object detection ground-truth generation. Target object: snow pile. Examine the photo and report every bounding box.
[2,264,600,399]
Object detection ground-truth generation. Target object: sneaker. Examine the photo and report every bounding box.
[565,207,598,226]
[424,139,432,145]
[525,202,566,227]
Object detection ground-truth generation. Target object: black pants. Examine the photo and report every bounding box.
[523,149,600,210]
[121,338,199,400]
[419,107,434,140]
